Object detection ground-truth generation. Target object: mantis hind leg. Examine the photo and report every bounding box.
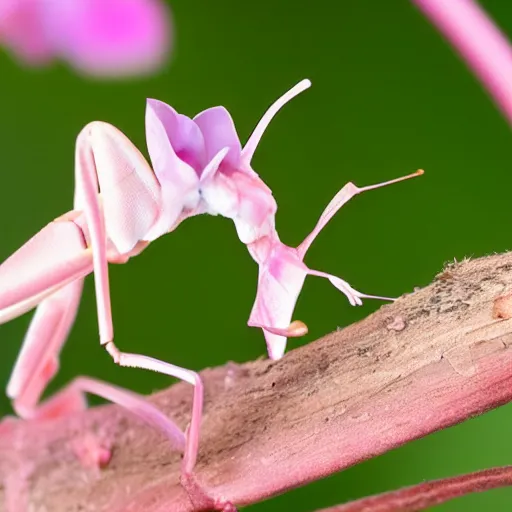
[5,279,185,458]
[7,279,86,419]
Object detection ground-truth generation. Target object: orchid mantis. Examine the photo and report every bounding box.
[0,0,171,77]
[146,79,424,359]
[0,80,422,479]
[0,121,211,475]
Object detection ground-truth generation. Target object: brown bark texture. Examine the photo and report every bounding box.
[2,252,512,511]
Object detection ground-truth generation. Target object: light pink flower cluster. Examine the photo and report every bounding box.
[0,0,171,77]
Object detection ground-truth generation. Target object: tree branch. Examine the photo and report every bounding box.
[316,465,512,512]
[3,252,512,511]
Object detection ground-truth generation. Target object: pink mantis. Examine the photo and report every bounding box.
[0,79,422,481]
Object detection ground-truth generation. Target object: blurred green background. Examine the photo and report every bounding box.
[1,0,512,510]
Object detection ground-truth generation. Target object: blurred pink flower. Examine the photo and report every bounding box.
[0,0,172,78]
[414,0,512,126]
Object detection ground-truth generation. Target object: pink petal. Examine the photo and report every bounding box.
[0,0,54,65]
[41,0,171,77]
[145,99,199,203]
[146,99,206,174]
[193,107,242,169]
[248,244,308,360]
[241,79,311,167]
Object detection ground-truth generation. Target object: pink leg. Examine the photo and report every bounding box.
[307,269,395,304]
[105,350,203,474]
[297,170,424,258]
[74,123,204,474]
[0,216,93,420]
[7,279,86,419]
[45,376,185,451]
[6,279,185,452]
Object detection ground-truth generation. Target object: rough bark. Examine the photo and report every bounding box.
[2,252,512,511]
